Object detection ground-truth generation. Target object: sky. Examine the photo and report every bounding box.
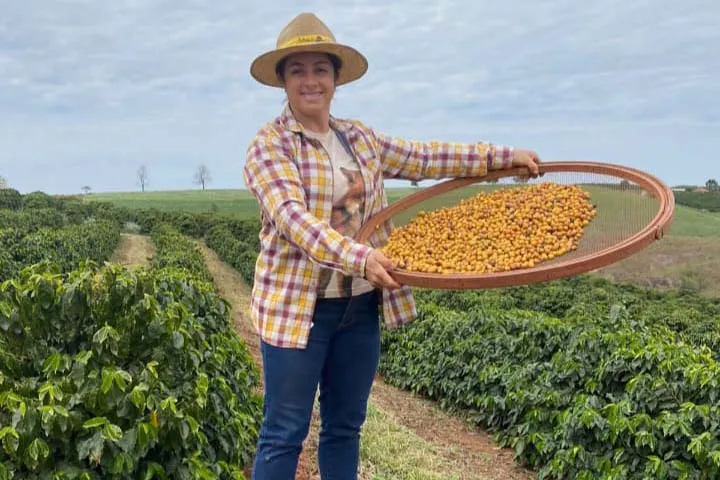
[0,0,718,194]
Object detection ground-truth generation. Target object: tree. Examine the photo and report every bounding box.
[0,175,7,189]
[81,186,91,195]
[706,178,718,192]
[137,165,149,192]
[193,164,211,191]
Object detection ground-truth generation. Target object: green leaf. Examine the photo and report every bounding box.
[0,426,19,456]
[103,423,123,442]
[0,427,17,441]
[137,422,157,450]
[93,325,112,345]
[113,370,132,392]
[146,361,159,379]
[110,452,133,476]
[710,450,720,468]
[688,431,711,457]
[0,300,12,318]
[54,405,70,417]
[186,415,199,435]
[38,382,62,404]
[74,350,93,365]
[42,352,63,375]
[83,417,109,429]
[101,369,114,394]
[160,397,178,416]
[143,462,168,480]
[130,386,147,410]
[26,437,50,463]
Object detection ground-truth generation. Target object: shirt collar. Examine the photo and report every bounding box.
[280,103,353,135]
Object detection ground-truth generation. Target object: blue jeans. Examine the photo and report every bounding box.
[251,289,381,480]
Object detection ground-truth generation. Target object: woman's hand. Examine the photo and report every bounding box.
[364,249,401,290]
[512,149,541,176]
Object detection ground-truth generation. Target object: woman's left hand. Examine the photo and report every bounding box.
[512,149,541,176]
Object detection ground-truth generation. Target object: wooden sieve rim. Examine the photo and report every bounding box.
[355,161,675,289]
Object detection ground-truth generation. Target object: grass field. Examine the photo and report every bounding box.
[89,189,261,218]
[88,185,720,238]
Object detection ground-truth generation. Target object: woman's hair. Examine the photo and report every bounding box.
[275,53,342,83]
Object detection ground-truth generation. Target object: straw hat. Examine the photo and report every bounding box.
[250,13,368,88]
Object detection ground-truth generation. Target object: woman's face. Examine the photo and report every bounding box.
[280,52,336,121]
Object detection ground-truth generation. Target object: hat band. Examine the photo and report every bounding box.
[279,34,334,49]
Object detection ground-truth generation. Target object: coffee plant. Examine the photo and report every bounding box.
[380,300,720,479]
[0,220,120,283]
[414,275,720,351]
[149,224,214,285]
[204,225,256,286]
[0,189,22,211]
[0,228,261,478]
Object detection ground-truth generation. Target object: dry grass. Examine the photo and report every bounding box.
[359,403,468,480]
[109,233,155,269]
[593,235,720,297]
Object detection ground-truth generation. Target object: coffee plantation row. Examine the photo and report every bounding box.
[380,293,720,479]
[674,191,720,213]
[1,192,262,478]
[0,209,120,283]
[4,189,720,479]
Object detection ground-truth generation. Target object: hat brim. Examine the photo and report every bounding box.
[250,42,368,87]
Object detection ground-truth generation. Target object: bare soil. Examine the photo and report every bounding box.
[109,233,155,268]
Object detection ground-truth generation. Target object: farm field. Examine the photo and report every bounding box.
[3,185,720,478]
[87,184,720,297]
[89,185,720,236]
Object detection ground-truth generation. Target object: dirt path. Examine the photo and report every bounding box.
[110,233,155,268]
[197,242,534,480]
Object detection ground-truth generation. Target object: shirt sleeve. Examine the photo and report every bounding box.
[243,127,372,277]
[369,128,514,181]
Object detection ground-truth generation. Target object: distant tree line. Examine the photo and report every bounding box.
[81,164,214,195]
[130,164,212,193]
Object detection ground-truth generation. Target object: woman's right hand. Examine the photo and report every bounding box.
[364,249,401,290]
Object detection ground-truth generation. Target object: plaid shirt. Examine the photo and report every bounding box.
[243,105,513,348]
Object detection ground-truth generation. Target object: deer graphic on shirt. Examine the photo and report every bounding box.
[317,167,365,297]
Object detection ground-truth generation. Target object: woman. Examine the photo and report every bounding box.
[243,12,541,479]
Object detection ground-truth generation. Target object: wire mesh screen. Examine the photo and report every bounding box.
[384,171,662,274]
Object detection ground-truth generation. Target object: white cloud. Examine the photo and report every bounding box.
[0,0,718,193]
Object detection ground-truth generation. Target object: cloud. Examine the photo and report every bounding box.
[0,0,718,193]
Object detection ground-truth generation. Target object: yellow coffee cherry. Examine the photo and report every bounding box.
[382,182,597,274]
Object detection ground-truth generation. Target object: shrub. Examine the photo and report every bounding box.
[0,220,120,283]
[0,261,261,479]
[150,224,213,284]
[204,225,257,286]
[0,208,65,232]
[380,301,720,479]
[0,189,22,211]
[21,192,57,210]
